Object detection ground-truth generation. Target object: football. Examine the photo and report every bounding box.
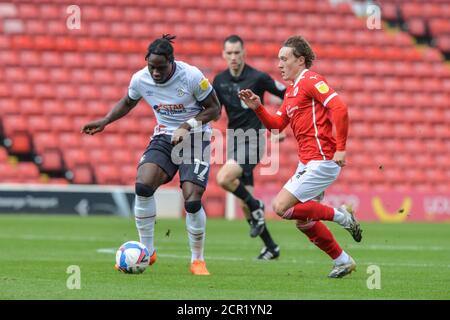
[115,241,150,274]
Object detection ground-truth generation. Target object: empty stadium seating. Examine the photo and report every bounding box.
[0,0,449,216]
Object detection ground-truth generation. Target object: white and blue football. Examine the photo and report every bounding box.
[115,241,150,274]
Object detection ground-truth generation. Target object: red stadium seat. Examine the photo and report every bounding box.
[71,165,95,184]
[5,67,26,82]
[6,133,32,154]
[89,149,111,165]
[1,0,448,191]
[17,162,40,180]
[63,149,90,169]
[0,147,8,162]
[95,164,121,185]
[120,165,137,185]
[27,115,50,133]
[82,5,102,21]
[39,149,63,171]
[19,3,40,18]
[4,110,29,131]
[0,163,17,181]
[33,132,59,154]
[34,83,55,99]
[50,116,73,133]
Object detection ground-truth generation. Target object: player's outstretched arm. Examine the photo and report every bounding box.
[237,89,261,110]
[81,95,140,135]
[239,89,289,131]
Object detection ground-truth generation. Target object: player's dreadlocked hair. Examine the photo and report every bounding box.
[145,34,176,62]
[283,36,315,68]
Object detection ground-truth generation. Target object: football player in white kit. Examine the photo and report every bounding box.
[82,35,221,275]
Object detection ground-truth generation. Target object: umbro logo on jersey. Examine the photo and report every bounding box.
[176,87,185,97]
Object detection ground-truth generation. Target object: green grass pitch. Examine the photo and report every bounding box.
[0,215,449,299]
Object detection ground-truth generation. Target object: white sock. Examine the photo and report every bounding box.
[333,250,351,265]
[134,195,156,255]
[186,206,206,263]
[333,207,347,226]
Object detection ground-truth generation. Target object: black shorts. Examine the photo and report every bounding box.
[139,133,211,189]
[226,133,266,186]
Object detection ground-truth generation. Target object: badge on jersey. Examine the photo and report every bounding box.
[199,78,210,91]
[314,81,329,94]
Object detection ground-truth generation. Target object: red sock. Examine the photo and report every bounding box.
[296,220,342,259]
[282,200,334,221]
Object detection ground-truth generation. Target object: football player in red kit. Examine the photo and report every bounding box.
[238,36,362,278]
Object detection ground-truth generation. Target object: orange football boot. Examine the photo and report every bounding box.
[149,251,157,266]
[190,260,210,275]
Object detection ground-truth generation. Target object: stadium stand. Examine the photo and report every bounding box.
[1,0,449,217]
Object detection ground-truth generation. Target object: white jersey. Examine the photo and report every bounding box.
[128,60,213,136]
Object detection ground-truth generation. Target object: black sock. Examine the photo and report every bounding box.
[259,226,277,250]
[247,219,277,250]
[232,182,259,211]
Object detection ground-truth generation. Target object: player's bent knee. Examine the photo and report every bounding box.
[135,183,155,198]
[185,200,202,213]
[216,167,239,188]
[215,170,227,187]
[182,183,205,202]
[272,200,287,217]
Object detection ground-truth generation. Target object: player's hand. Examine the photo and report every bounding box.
[333,151,346,167]
[271,131,286,143]
[81,118,108,135]
[238,89,261,110]
[171,124,191,146]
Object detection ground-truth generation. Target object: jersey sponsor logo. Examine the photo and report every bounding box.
[286,105,299,118]
[309,75,318,80]
[199,78,210,91]
[153,103,186,115]
[314,81,330,94]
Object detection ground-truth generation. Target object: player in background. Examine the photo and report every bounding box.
[81,35,221,276]
[238,36,362,278]
[213,35,286,260]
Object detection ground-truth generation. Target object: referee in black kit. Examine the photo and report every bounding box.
[214,35,286,260]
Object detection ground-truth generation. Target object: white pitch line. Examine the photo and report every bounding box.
[97,248,244,261]
[96,249,450,268]
[4,234,449,253]
[345,244,450,252]
[304,260,450,268]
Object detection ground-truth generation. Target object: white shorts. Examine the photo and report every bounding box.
[283,160,341,203]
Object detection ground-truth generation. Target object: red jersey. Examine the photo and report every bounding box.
[255,69,348,164]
